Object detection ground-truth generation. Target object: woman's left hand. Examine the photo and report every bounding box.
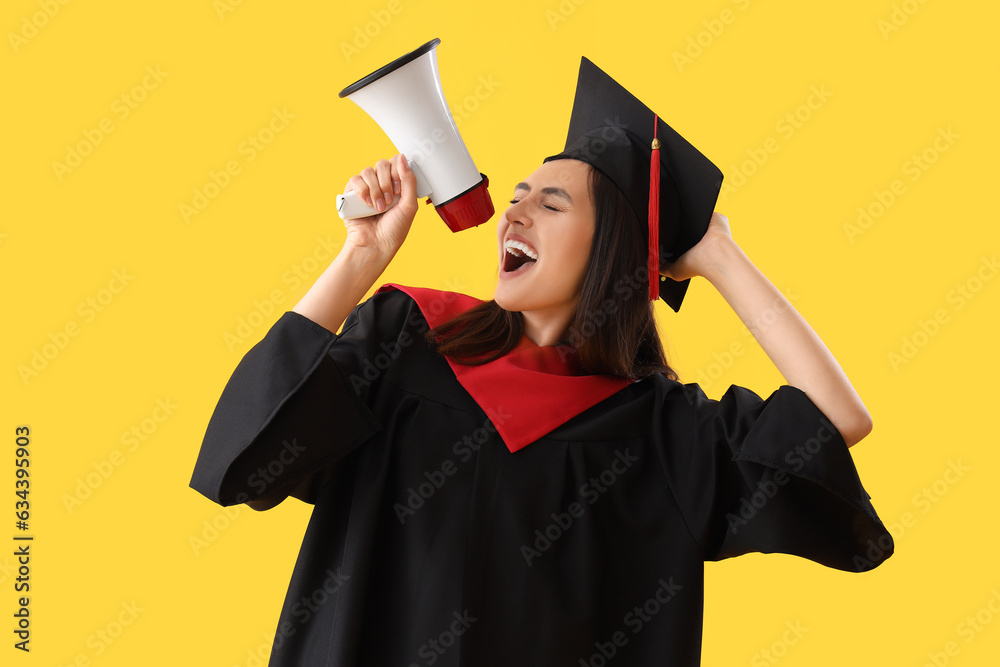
[659,212,735,282]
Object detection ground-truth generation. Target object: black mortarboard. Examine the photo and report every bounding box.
[544,57,724,312]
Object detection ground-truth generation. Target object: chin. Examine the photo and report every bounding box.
[493,285,522,312]
[494,282,544,314]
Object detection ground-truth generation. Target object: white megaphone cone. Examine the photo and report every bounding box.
[336,38,494,232]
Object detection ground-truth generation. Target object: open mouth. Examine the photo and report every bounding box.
[502,239,538,274]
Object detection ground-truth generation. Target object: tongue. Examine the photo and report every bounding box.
[505,251,536,272]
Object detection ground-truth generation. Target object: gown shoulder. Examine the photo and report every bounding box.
[188,289,421,508]
[652,379,893,572]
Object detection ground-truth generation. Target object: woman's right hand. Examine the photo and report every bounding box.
[342,153,419,264]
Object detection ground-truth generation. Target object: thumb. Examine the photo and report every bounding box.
[396,154,419,215]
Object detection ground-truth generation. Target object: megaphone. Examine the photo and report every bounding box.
[336,38,494,232]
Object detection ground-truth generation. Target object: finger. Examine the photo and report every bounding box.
[345,177,371,209]
[373,159,394,213]
[363,163,389,214]
[345,175,373,209]
[360,166,385,211]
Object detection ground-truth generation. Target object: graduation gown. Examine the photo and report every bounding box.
[188,285,893,667]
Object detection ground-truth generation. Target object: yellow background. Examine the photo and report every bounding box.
[2,0,997,664]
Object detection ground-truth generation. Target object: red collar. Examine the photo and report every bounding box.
[375,283,631,453]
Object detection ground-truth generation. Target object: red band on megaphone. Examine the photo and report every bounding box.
[435,174,494,232]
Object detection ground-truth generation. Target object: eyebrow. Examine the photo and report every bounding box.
[513,182,573,204]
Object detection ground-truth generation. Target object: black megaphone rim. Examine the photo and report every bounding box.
[338,38,442,98]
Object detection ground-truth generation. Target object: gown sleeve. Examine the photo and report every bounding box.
[661,382,894,572]
[188,292,409,509]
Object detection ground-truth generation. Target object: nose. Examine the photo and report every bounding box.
[505,198,532,228]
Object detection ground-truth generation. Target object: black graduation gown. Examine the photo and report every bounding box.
[188,287,893,666]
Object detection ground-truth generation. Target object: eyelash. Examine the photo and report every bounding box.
[508,198,561,212]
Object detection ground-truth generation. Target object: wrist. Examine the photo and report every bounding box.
[338,241,392,279]
[290,242,390,334]
[699,236,748,286]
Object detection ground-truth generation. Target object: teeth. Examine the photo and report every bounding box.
[504,239,538,260]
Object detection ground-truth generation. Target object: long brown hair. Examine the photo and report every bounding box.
[426,163,678,382]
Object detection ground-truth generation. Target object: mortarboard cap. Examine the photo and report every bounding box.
[543,57,724,312]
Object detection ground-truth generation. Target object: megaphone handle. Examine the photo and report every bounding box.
[337,190,401,220]
[336,160,431,220]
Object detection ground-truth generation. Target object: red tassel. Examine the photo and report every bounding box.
[648,114,660,301]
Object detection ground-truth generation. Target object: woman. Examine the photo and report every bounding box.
[190,58,892,666]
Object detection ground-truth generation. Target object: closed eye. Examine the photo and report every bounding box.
[508,198,562,212]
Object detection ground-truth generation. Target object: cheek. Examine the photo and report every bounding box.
[565,229,595,280]
[543,239,591,294]
[496,219,511,256]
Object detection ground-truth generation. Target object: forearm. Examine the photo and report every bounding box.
[292,244,389,335]
[702,239,872,447]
